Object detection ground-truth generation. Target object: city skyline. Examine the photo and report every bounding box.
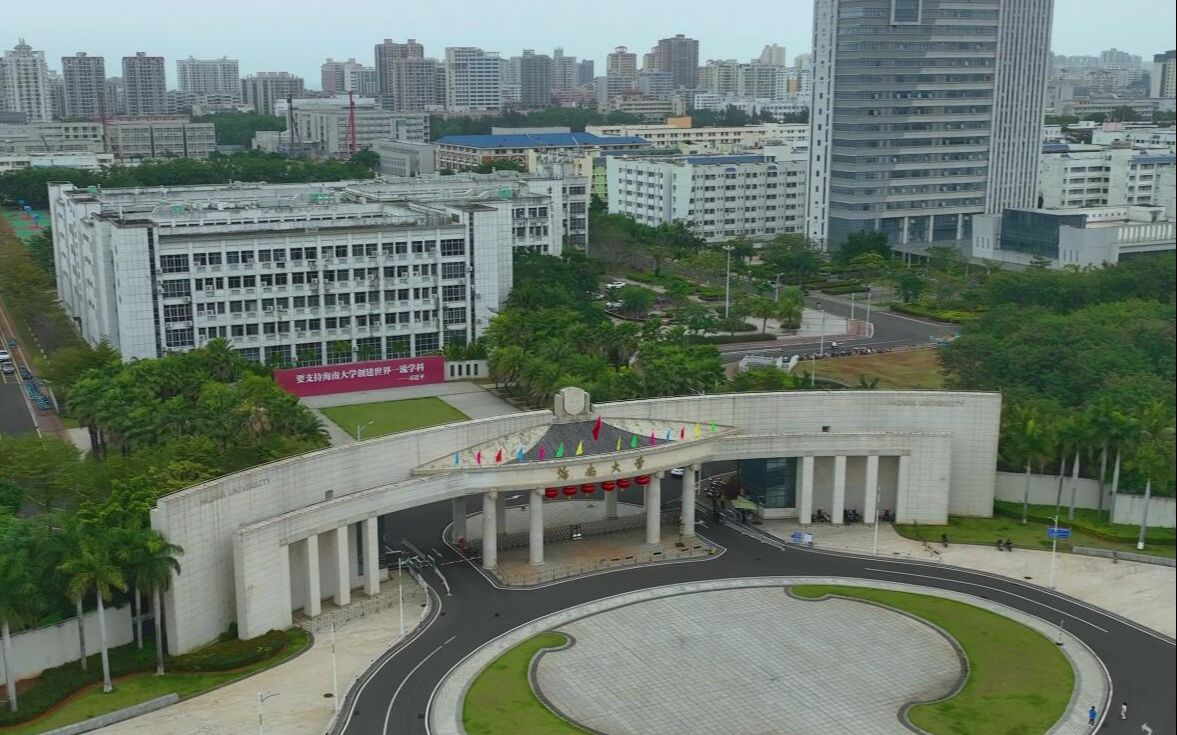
[8,0,1174,89]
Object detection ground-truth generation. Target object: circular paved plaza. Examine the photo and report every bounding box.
[534,587,962,735]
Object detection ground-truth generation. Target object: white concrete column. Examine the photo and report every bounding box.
[364,516,380,597]
[645,474,662,546]
[482,491,498,570]
[451,497,467,543]
[605,488,618,519]
[799,455,814,524]
[832,455,847,525]
[334,526,351,607]
[681,465,697,537]
[865,455,879,524]
[305,533,321,618]
[896,454,910,522]
[529,489,544,566]
[495,491,507,534]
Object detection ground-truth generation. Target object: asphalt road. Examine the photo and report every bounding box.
[338,499,1177,735]
[719,294,959,364]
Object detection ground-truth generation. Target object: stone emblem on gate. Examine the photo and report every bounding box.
[557,466,569,480]
[585,463,597,477]
[635,455,645,469]
[611,461,621,473]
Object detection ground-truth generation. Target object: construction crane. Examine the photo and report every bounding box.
[347,91,357,157]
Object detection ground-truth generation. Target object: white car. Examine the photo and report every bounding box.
[605,281,627,290]
[670,467,686,477]
[0,350,10,363]
[604,301,622,309]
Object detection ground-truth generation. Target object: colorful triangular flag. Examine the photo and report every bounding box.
[694,423,702,437]
[592,415,602,441]
[649,432,655,446]
[710,422,717,433]
[679,427,685,440]
[616,436,622,451]
[475,451,482,465]
[664,430,671,441]
[539,446,546,461]
[453,451,460,466]
[516,447,525,462]
[575,440,583,456]
[630,435,638,449]
[495,448,502,463]
[556,442,565,458]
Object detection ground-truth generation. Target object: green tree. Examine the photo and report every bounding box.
[124,530,183,674]
[760,234,820,282]
[729,366,806,392]
[616,285,656,317]
[350,149,380,171]
[677,303,718,336]
[59,540,127,693]
[0,548,39,711]
[775,286,805,329]
[1109,105,1139,122]
[836,230,892,264]
[1126,402,1176,549]
[895,270,926,303]
[1001,402,1055,523]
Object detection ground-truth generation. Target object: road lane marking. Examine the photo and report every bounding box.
[383,635,456,735]
[863,567,1109,632]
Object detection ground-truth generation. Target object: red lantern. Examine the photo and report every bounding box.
[617,477,631,489]
[563,485,577,496]
[544,487,558,499]
[581,483,595,495]
[601,480,616,492]
[635,474,651,486]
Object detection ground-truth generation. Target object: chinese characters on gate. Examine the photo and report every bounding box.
[294,361,430,385]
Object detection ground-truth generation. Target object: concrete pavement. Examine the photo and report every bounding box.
[758,520,1177,638]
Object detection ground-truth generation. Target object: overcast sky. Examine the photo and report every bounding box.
[11,0,1176,88]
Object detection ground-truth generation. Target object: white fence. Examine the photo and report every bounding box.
[994,471,1175,528]
[445,360,488,381]
[0,604,133,686]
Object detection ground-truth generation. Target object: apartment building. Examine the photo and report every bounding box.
[444,47,502,112]
[587,118,808,151]
[0,121,105,154]
[48,176,571,364]
[104,118,217,159]
[654,34,699,89]
[606,152,807,241]
[176,57,240,100]
[374,39,437,112]
[1,40,52,122]
[807,0,1053,250]
[282,97,428,158]
[1038,146,1176,209]
[62,53,107,119]
[241,72,306,116]
[123,52,167,115]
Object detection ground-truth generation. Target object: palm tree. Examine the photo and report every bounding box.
[59,542,127,693]
[775,287,805,330]
[125,531,183,675]
[1126,402,1176,551]
[201,338,241,382]
[1105,409,1140,521]
[67,376,106,459]
[1065,413,1095,521]
[0,549,38,711]
[1001,404,1051,524]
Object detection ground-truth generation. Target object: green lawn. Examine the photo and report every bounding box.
[0,629,309,735]
[791,586,1073,735]
[463,632,587,735]
[321,397,469,439]
[896,510,1176,559]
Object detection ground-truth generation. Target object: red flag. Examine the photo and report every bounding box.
[592,415,602,440]
[475,451,482,465]
[495,448,502,463]
[649,432,655,446]
[679,427,685,439]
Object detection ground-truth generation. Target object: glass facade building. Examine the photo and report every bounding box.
[739,457,798,509]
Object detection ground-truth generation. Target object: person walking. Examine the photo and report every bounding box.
[1087,705,1097,726]
[1120,702,1128,720]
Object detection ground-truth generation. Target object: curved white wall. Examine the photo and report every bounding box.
[154,390,1000,652]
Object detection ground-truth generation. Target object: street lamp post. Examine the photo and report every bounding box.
[872,485,882,556]
[811,304,825,388]
[356,420,376,441]
[723,245,735,319]
[1048,514,1059,589]
[257,691,280,735]
[865,287,872,332]
[397,556,405,637]
[330,620,339,712]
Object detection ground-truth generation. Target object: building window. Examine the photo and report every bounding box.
[160,254,189,273]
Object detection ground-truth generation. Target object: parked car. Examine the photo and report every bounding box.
[605,280,627,290]
[1,363,14,375]
[604,301,623,309]
[0,350,11,363]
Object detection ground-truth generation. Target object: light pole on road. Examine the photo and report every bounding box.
[723,245,735,318]
[258,691,280,735]
[356,420,376,441]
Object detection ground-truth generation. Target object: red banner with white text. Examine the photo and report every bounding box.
[273,356,445,397]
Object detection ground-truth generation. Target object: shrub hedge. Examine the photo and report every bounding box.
[715,318,758,333]
[693,333,777,345]
[170,629,296,672]
[888,302,979,323]
[993,500,1176,545]
[820,282,868,295]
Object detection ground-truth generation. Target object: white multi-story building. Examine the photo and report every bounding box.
[1,39,53,122]
[320,58,376,96]
[444,47,502,112]
[1090,126,1176,150]
[123,52,167,116]
[0,121,106,154]
[807,0,1053,250]
[0,151,114,172]
[374,139,437,177]
[1038,146,1176,209]
[176,57,240,100]
[104,118,216,159]
[688,93,807,119]
[588,118,808,151]
[1152,51,1176,99]
[61,53,107,119]
[48,176,572,363]
[606,152,807,241]
[241,72,306,116]
[282,97,428,158]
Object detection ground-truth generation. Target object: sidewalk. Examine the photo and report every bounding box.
[96,575,428,735]
[758,519,1177,638]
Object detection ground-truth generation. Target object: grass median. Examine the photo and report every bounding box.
[791,585,1073,735]
[462,632,587,735]
[321,396,469,439]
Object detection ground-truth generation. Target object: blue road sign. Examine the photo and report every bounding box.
[1047,527,1071,540]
